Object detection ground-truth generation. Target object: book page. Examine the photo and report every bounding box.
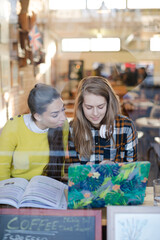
[20,175,67,209]
[0,178,28,208]
[59,185,68,209]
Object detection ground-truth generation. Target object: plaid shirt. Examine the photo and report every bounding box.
[68,115,138,164]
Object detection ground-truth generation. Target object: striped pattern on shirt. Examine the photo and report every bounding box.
[68,115,138,165]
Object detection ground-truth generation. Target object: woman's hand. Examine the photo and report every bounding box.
[100,160,115,165]
[86,162,94,165]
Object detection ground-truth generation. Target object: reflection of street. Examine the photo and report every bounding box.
[135,117,160,185]
[122,99,154,121]
[135,117,160,130]
[121,75,160,185]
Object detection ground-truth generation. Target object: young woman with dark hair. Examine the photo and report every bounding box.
[0,83,68,181]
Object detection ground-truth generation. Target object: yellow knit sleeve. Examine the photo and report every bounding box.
[0,118,18,180]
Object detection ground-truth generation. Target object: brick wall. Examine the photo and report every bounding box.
[8,64,46,119]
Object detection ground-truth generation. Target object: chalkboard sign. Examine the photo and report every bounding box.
[0,208,101,240]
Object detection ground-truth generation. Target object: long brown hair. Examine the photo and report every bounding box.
[71,76,121,158]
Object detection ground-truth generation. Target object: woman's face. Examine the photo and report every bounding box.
[35,98,66,129]
[82,93,107,127]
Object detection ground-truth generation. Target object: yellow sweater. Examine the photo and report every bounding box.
[0,115,68,181]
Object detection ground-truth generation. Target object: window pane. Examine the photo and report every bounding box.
[87,0,102,9]
[87,0,126,9]
[49,0,86,10]
[128,0,160,9]
[62,38,90,52]
[150,37,160,51]
[91,38,120,51]
[104,0,126,9]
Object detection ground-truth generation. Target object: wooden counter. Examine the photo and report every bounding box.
[143,187,153,205]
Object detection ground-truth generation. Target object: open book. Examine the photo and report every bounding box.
[0,175,68,209]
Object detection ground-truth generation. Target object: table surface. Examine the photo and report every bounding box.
[135,117,160,129]
[133,101,154,108]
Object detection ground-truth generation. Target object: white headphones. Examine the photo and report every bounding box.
[99,125,107,138]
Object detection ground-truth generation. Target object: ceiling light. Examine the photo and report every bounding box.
[97,1,109,14]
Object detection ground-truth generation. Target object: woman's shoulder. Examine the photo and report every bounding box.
[115,114,135,126]
[9,114,23,121]
[1,115,25,136]
[5,114,24,126]
[8,115,25,127]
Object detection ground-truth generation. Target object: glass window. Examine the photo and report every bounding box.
[127,0,160,9]
[150,36,160,51]
[90,38,120,51]
[62,38,90,52]
[49,0,86,10]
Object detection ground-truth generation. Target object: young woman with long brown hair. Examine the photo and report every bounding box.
[68,76,138,164]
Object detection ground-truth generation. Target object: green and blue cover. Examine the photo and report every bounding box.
[68,162,150,209]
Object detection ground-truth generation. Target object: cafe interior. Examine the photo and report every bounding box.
[0,0,160,239]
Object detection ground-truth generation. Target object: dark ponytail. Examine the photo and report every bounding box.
[28,83,60,121]
[43,127,65,180]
